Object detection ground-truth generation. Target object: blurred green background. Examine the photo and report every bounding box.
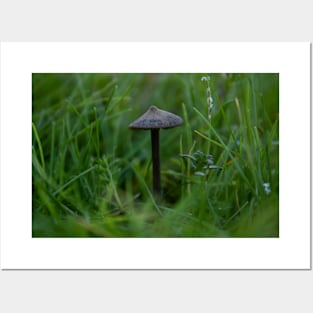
[32,73,279,237]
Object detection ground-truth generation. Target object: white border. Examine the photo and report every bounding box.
[0,42,310,269]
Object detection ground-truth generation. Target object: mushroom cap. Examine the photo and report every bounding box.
[129,106,183,130]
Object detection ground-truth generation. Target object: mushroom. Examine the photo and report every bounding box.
[129,106,183,195]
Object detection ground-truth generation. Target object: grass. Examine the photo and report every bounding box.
[32,73,279,237]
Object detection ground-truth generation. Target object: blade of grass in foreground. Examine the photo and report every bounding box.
[193,106,256,196]
[52,165,97,197]
[32,122,45,171]
[131,163,162,216]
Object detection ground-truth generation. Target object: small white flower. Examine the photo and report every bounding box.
[209,97,214,107]
[201,75,214,120]
[262,182,271,195]
[201,75,211,82]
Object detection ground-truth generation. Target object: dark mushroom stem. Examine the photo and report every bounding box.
[151,129,161,194]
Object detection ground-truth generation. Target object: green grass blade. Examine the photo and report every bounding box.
[193,106,255,195]
[32,122,45,171]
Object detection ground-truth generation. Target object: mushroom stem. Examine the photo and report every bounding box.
[151,129,161,194]
[129,105,183,196]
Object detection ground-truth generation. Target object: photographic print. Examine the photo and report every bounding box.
[1,42,309,269]
[32,73,279,238]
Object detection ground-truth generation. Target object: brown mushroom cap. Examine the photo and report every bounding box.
[129,106,183,130]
